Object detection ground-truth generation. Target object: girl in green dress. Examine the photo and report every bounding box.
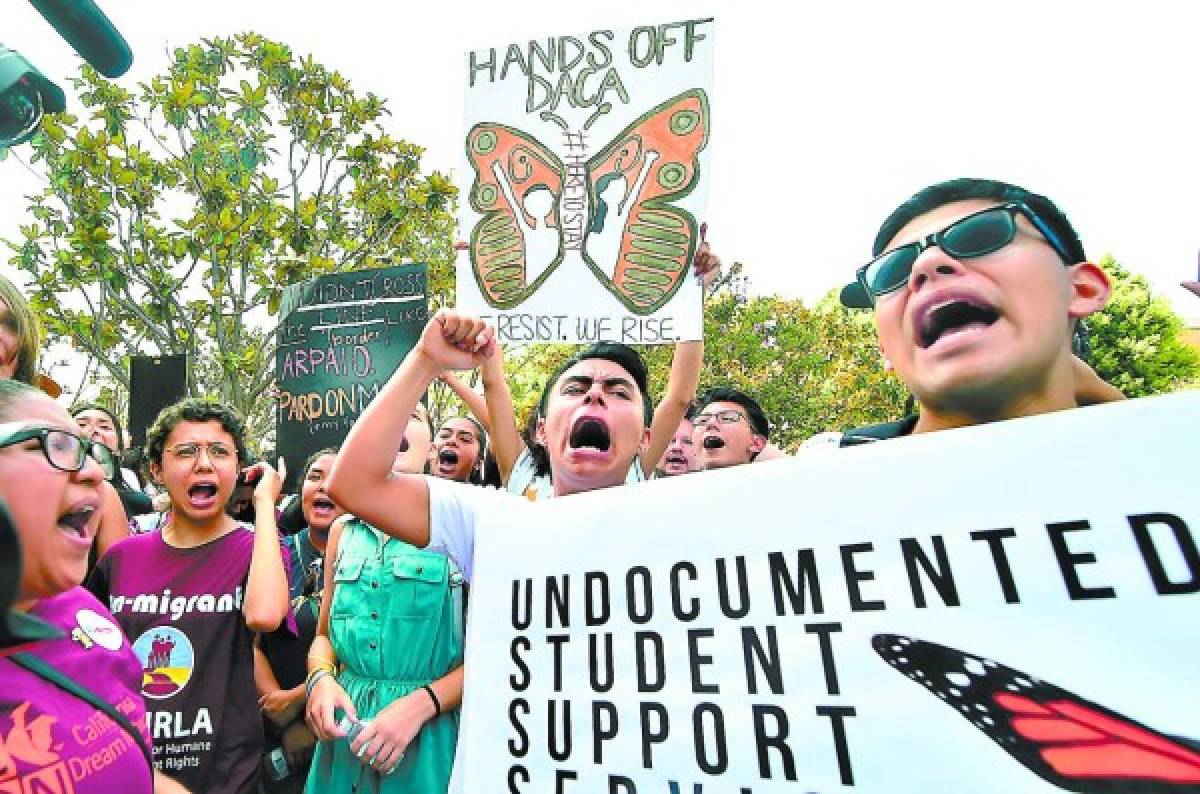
[304,403,464,791]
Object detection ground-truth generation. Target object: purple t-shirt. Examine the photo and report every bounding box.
[87,526,283,794]
[0,587,153,793]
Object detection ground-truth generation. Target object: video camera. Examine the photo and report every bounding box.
[0,0,130,147]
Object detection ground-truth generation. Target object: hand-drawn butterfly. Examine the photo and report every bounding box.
[465,89,709,314]
[872,634,1200,792]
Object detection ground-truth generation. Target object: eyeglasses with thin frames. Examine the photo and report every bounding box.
[694,409,748,426]
[164,441,236,465]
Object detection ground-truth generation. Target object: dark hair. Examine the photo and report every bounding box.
[841,178,1087,309]
[144,398,249,467]
[437,416,488,485]
[70,403,125,453]
[873,178,1086,263]
[694,387,770,438]
[302,447,339,480]
[522,405,550,477]
[538,343,653,426]
[0,379,44,419]
[437,415,487,452]
[0,275,41,386]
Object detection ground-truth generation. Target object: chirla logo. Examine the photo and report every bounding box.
[132,626,195,700]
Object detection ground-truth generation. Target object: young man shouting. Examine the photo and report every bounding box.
[838,177,1111,440]
[326,314,654,582]
[691,387,770,469]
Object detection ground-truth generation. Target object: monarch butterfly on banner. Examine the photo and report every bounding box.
[872,634,1200,792]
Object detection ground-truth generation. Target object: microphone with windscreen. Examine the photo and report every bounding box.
[29,0,131,77]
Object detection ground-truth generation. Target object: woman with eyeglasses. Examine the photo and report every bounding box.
[304,402,465,791]
[86,398,290,794]
[0,278,133,561]
[0,379,191,793]
[253,448,343,792]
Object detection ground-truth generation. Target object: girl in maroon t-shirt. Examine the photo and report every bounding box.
[0,379,189,793]
[88,399,290,794]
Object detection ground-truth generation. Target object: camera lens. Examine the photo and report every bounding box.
[0,47,64,148]
[0,82,43,145]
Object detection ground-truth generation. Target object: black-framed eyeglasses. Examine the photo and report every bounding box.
[0,423,117,479]
[694,409,748,426]
[853,203,1074,306]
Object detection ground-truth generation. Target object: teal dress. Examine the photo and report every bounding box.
[305,520,464,793]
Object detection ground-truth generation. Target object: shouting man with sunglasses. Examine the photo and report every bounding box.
[837,178,1111,441]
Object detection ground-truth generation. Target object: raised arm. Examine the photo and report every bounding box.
[639,239,720,473]
[640,338,702,475]
[242,459,289,633]
[438,371,491,429]
[327,311,495,547]
[480,342,525,484]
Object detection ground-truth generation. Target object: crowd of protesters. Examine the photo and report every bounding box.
[1,176,1189,792]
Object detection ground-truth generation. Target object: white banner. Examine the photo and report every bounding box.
[456,18,715,346]
[460,392,1200,792]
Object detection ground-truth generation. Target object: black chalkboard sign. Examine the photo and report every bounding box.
[275,264,428,491]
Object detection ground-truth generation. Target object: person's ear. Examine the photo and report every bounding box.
[749,435,767,455]
[638,427,651,455]
[149,461,163,485]
[1067,262,1111,319]
[534,417,548,448]
[880,347,894,372]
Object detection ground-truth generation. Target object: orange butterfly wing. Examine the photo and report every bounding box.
[584,89,709,314]
[465,124,565,309]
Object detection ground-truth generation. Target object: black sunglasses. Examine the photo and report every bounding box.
[848,203,1074,307]
[0,423,117,480]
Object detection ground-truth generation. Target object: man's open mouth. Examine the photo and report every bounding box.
[569,417,611,451]
[918,299,999,349]
[312,496,336,511]
[702,436,726,450]
[438,449,460,466]
[665,452,688,465]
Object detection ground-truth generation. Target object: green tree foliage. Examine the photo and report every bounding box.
[1088,255,1200,397]
[496,288,908,451]
[6,34,456,439]
[421,257,1197,444]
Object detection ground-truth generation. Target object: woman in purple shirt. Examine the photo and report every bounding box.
[0,379,189,793]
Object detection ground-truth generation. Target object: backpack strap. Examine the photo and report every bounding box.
[839,415,919,446]
[9,651,154,767]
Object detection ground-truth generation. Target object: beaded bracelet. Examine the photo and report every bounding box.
[305,667,334,699]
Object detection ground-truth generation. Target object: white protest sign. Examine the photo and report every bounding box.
[456,19,714,346]
[460,392,1200,792]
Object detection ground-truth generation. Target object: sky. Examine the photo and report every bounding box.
[2,0,1198,389]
